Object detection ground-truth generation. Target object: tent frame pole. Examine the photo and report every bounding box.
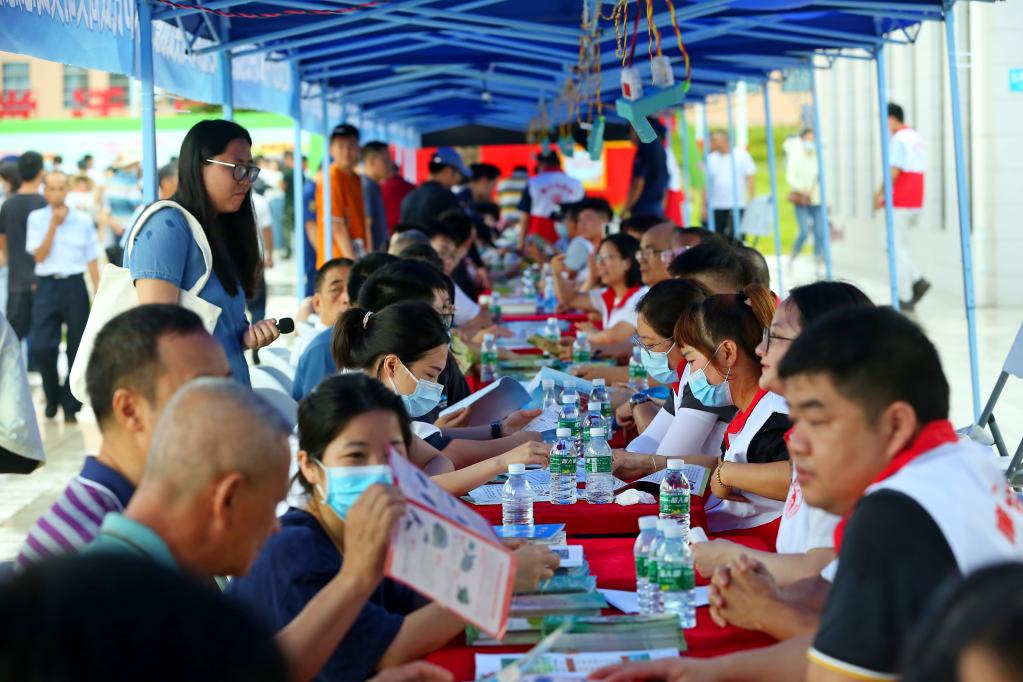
[726,84,743,238]
[702,103,715,233]
[763,80,784,294]
[321,86,332,269]
[943,0,982,420]
[138,0,157,204]
[220,17,234,120]
[810,62,834,280]
[874,47,900,309]
[679,108,692,227]
[290,61,305,298]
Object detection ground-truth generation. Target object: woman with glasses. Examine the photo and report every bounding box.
[128,119,280,385]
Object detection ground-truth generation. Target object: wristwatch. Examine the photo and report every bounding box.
[490,420,503,440]
[629,393,651,407]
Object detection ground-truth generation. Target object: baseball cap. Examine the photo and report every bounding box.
[431,147,470,179]
[330,123,360,142]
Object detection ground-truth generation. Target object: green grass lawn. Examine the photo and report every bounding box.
[674,123,801,256]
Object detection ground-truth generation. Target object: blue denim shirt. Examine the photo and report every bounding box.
[127,207,251,385]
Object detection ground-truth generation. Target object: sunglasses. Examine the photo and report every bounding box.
[206,159,261,183]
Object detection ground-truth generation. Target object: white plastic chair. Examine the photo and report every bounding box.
[259,346,297,382]
[253,387,298,431]
[250,364,294,396]
[970,322,1023,482]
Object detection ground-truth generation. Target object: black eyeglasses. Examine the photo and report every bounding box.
[632,334,673,352]
[761,327,796,352]
[205,159,261,183]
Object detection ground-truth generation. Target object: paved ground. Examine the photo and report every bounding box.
[1,253,1020,562]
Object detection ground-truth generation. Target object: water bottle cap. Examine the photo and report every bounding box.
[638,515,658,530]
[555,428,572,438]
[588,427,605,437]
[667,459,684,470]
[593,378,606,386]
[562,395,578,404]
[508,463,525,474]
[542,379,555,389]
[664,525,685,539]
[484,333,495,342]
[656,518,677,530]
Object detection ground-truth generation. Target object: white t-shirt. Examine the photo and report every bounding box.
[889,127,926,174]
[775,468,840,554]
[706,149,756,210]
[587,285,647,331]
[564,236,594,273]
[453,282,481,327]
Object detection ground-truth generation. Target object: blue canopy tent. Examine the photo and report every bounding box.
[0,0,983,420]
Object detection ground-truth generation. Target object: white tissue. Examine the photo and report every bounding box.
[615,489,656,506]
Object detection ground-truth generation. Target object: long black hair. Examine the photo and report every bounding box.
[332,301,449,372]
[173,119,261,299]
[600,233,642,288]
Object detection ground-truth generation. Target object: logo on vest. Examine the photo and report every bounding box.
[784,481,803,519]
[992,483,1023,544]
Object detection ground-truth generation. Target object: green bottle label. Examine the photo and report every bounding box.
[635,556,647,579]
[629,364,648,379]
[549,453,576,475]
[573,350,591,364]
[659,491,690,517]
[585,455,612,474]
[601,404,613,421]
[648,559,659,585]
[481,351,498,365]
[659,564,695,591]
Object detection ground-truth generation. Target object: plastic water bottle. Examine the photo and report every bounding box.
[502,463,534,530]
[658,524,696,629]
[558,395,581,453]
[545,317,561,345]
[634,515,658,614]
[562,379,579,407]
[541,379,559,411]
[549,428,577,505]
[659,459,691,539]
[584,427,613,504]
[572,332,592,366]
[489,293,502,323]
[646,519,674,613]
[521,270,536,299]
[542,276,557,314]
[581,401,606,447]
[629,347,649,391]
[590,378,612,423]
[480,334,498,385]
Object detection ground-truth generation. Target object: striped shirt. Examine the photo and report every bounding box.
[16,456,135,571]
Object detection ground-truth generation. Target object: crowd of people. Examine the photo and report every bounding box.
[0,107,1013,682]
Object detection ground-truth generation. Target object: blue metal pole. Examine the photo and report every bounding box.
[290,61,305,299]
[138,0,157,204]
[874,48,900,309]
[763,81,784,294]
[321,86,332,268]
[678,108,692,227]
[809,64,834,280]
[220,18,234,120]
[702,103,715,233]
[726,85,742,240]
[943,1,981,420]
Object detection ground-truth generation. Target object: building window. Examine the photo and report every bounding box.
[781,69,812,92]
[63,65,89,109]
[1,62,30,95]
[108,73,130,108]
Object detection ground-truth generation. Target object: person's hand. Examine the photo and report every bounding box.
[512,544,560,592]
[472,325,513,344]
[612,449,656,481]
[502,409,541,435]
[51,205,69,225]
[295,297,315,323]
[435,406,472,429]
[557,337,574,363]
[608,384,634,410]
[368,662,454,682]
[692,539,739,580]
[589,657,721,682]
[873,189,885,211]
[710,554,782,632]
[499,441,550,470]
[243,318,281,349]
[616,400,635,431]
[575,321,597,335]
[549,253,568,275]
[339,485,406,590]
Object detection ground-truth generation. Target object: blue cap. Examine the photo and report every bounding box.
[431,146,470,179]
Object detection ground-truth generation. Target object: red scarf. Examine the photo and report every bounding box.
[832,419,957,552]
[601,286,643,318]
[722,388,769,450]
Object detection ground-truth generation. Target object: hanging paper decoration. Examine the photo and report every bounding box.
[576,0,605,160]
[609,0,692,142]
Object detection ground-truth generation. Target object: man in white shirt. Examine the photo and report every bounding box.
[703,130,756,242]
[25,171,100,422]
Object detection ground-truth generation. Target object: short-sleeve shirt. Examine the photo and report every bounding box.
[0,193,47,292]
[631,140,669,216]
[228,507,421,682]
[399,180,459,227]
[564,236,594,274]
[292,326,336,400]
[808,491,958,679]
[25,205,101,276]
[316,166,366,266]
[381,174,415,232]
[127,207,251,385]
[587,285,647,331]
[889,126,926,209]
[706,149,757,210]
[453,282,481,327]
[86,512,178,570]
[361,175,389,252]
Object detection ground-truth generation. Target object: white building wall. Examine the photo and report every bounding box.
[815,1,1023,308]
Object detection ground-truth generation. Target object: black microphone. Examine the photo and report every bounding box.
[276,317,295,334]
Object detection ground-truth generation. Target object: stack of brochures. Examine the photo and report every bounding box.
[492,523,566,545]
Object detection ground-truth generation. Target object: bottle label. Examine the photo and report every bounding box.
[659,491,690,517]
[557,418,578,437]
[635,556,647,579]
[659,564,695,591]
[585,455,612,474]
[481,351,498,365]
[629,364,648,379]
[550,453,576,475]
[647,559,658,585]
[573,351,591,364]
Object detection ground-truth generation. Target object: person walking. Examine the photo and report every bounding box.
[874,103,930,311]
[25,171,100,422]
[127,119,281,386]
[703,130,755,242]
[784,127,823,275]
[0,152,47,342]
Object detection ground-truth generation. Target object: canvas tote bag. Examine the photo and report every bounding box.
[69,200,222,403]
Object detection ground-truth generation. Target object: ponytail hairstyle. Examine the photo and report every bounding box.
[635,279,710,339]
[786,281,873,328]
[675,284,776,371]
[173,119,261,299]
[599,233,642,288]
[332,300,449,373]
[296,373,412,494]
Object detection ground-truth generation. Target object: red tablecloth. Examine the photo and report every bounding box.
[501,313,591,323]
[426,535,776,680]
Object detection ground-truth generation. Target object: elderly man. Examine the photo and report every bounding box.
[636,223,676,287]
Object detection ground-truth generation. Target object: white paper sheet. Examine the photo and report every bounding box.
[549,544,583,568]
[598,587,709,614]
[475,649,679,679]
[655,408,720,457]
[524,367,594,397]
[632,463,711,497]
[523,406,560,433]
[440,376,532,426]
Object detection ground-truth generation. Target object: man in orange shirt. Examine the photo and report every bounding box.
[315,124,369,265]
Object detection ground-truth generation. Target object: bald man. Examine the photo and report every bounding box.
[637,223,675,287]
[89,378,412,682]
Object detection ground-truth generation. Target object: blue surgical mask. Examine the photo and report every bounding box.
[318,464,393,521]
[390,360,444,417]
[640,343,678,384]
[687,344,733,407]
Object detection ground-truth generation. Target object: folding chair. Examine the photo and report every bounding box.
[972,322,1023,483]
[252,387,298,432]
[738,195,774,248]
[250,364,294,397]
[259,346,297,382]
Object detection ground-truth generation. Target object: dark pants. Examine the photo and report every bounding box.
[6,289,33,340]
[31,275,89,416]
[711,208,744,243]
